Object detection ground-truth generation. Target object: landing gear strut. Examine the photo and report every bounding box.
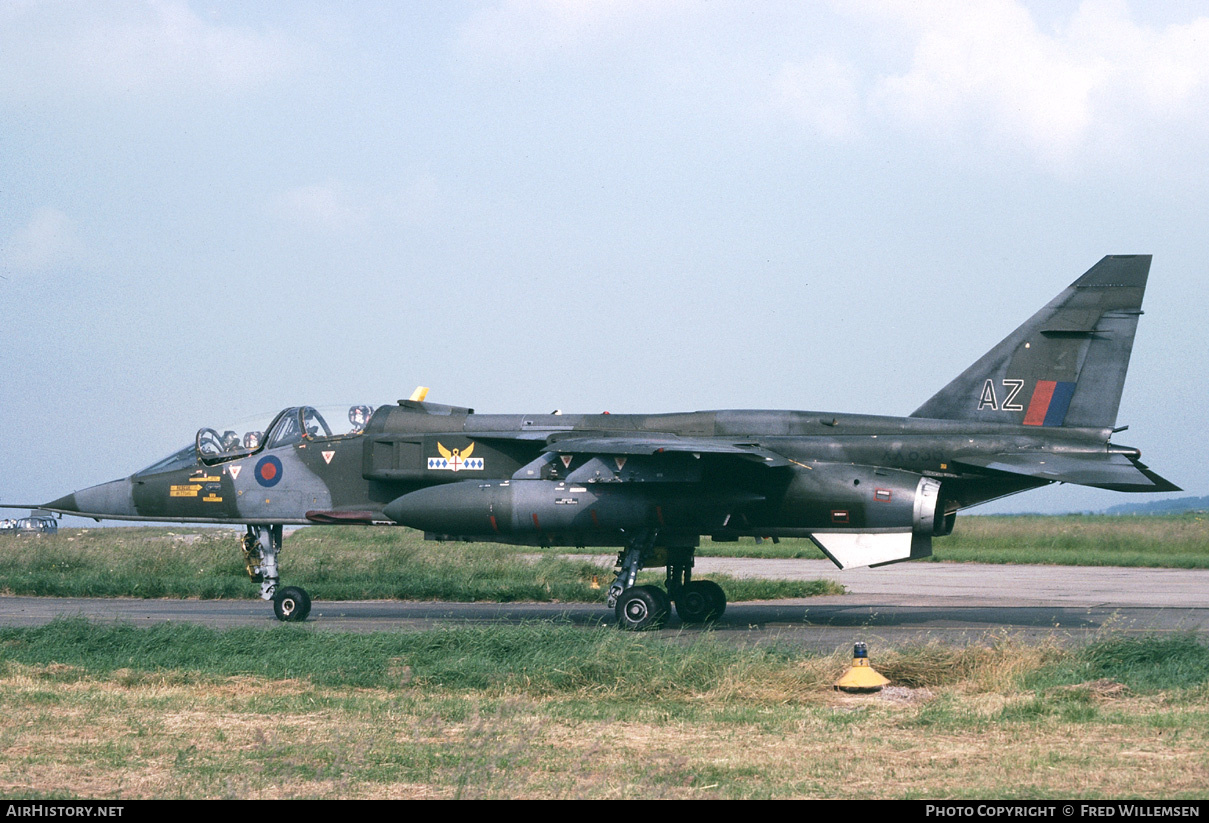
[608,535,726,630]
[242,524,311,622]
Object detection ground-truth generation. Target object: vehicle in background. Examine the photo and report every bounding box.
[0,512,58,535]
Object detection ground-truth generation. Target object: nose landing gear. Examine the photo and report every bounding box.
[243,524,312,622]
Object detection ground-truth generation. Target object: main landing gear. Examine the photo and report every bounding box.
[607,534,727,631]
[242,524,312,622]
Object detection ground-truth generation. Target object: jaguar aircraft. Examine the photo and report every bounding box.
[16,255,1178,628]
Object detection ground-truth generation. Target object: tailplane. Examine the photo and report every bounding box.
[911,255,1151,430]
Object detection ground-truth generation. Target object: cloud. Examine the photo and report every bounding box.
[0,0,304,103]
[863,0,1209,165]
[266,174,449,235]
[267,184,368,234]
[772,56,863,140]
[456,0,686,69]
[2,208,83,273]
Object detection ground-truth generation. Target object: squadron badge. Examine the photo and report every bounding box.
[428,442,484,472]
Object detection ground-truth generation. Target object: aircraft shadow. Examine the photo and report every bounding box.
[308,600,1116,632]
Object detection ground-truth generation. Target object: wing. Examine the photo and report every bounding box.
[508,436,789,486]
[954,452,1180,492]
[437,442,452,460]
[461,442,474,459]
[547,436,791,467]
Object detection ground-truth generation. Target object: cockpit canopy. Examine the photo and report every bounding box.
[135,405,375,476]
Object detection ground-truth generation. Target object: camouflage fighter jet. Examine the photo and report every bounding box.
[18,255,1178,627]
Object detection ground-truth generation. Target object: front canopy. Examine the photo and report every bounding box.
[135,404,377,476]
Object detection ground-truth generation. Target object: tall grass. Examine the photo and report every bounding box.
[1025,634,1209,692]
[0,529,249,598]
[935,513,1209,567]
[0,618,825,698]
[0,527,839,602]
[3,619,1205,700]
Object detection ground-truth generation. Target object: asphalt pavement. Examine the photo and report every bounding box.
[1,558,1204,652]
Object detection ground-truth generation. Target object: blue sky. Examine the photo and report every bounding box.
[2,0,1206,516]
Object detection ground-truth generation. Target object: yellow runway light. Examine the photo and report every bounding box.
[834,642,890,693]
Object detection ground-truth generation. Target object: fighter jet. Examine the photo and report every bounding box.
[16,255,1178,628]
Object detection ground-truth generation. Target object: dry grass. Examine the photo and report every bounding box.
[2,625,1204,798]
[873,639,1064,692]
[1,660,1206,799]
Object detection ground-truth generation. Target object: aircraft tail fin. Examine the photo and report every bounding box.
[910,255,1151,430]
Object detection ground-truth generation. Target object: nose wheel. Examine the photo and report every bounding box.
[244,525,313,622]
[273,585,312,622]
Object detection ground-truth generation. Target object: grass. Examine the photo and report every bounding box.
[0,621,1206,799]
[0,527,842,602]
[932,513,1209,567]
[693,513,1209,567]
[2,513,1205,603]
[3,516,1206,798]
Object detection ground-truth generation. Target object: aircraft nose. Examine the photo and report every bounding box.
[46,478,137,519]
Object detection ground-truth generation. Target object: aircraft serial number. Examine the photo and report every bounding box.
[882,450,944,465]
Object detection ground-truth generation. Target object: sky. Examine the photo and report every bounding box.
[2,0,1207,519]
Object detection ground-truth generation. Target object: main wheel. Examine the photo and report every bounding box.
[675,580,726,623]
[615,585,670,631]
[273,586,312,622]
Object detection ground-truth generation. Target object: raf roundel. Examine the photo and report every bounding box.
[255,455,284,488]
